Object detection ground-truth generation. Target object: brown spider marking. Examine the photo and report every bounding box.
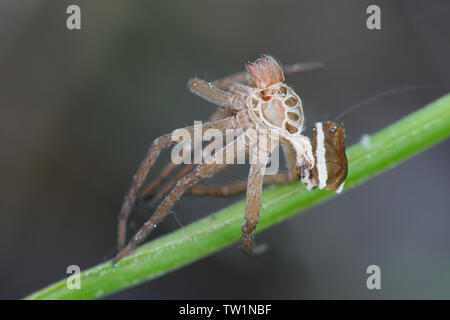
[113,55,347,264]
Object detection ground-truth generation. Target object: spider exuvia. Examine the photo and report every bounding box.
[113,55,348,264]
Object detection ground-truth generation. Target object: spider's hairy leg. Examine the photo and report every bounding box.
[186,172,291,197]
[147,163,196,203]
[139,161,178,198]
[117,112,251,250]
[151,164,235,203]
[148,126,245,202]
[241,151,270,255]
[117,134,172,250]
[139,108,232,199]
[188,78,246,111]
[113,133,248,264]
[184,139,300,201]
[228,83,253,96]
[212,71,254,90]
[148,124,249,202]
[281,139,302,180]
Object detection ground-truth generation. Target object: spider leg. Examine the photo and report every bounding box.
[158,134,250,201]
[186,172,291,197]
[280,139,301,180]
[148,163,196,202]
[188,78,246,110]
[148,127,248,202]
[212,72,253,90]
[228,83,253,96]
[148,125,249,202]
[151,131,249,201]
[117,112,252,249]
[117,133,172,249]
[139,161,178,198]
[151,164,236,202]
[113,133,248,263]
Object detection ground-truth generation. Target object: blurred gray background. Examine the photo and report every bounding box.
[0,0,449,299]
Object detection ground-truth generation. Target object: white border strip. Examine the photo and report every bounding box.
[315,122,328,189]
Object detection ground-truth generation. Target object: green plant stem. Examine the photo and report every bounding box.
[26,93,450,300]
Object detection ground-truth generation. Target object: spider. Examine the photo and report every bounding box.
[113,55,348,263]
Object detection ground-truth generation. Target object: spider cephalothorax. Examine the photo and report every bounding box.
[113,55,348,263]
